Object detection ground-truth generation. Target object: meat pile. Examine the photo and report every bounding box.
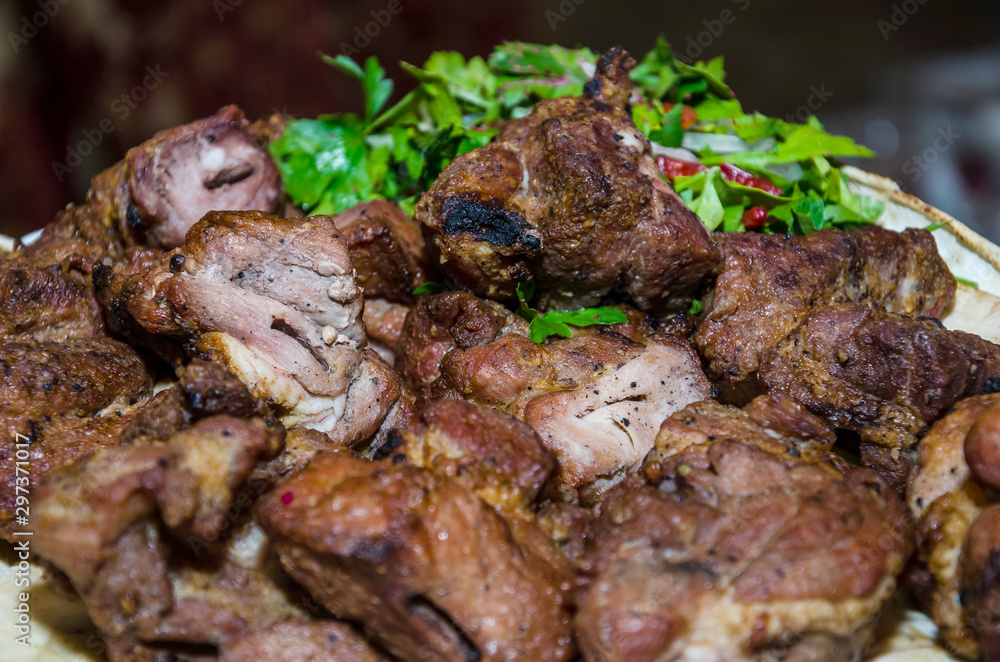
[5,45,1000,662]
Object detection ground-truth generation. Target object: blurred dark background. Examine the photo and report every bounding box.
[2,0,1000,243]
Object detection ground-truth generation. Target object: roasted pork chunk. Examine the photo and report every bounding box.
[576,395,912,662]
[695,227,956,394]
[416,47,721,312]
[906,394,1000,660]
[398,292,712,491]
[102,210,413,448]
[258,451,576,662]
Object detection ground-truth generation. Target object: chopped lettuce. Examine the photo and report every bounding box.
[269,37,882,234]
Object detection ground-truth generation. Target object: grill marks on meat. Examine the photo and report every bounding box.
[107,210,411,445]
[906,394,1000,660]
[398,292,712,490]
[257,451,575,662]
[128,105,282,249]
[576,395,912,662]
[759,304,1000,454]
[416,47,721,312]
[695,227,956,391]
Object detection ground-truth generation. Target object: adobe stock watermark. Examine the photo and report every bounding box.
[902,126,960,182]
[339,0,408,56]
[679,0,751,63]
[785,84,834,123]
[7,0,71,54]
[878,0,931,41]
[213,0,244,21]
[546,0,587,31]
[51,65,169,183]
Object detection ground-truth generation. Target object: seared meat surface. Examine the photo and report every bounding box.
[759,303,1000,455]
[906,394,1000,660]
[398,292,712,491]
[576,395,912,662]
[258,451,575,662]
[331,200,433,304]
[695,227,955,392]
[218,620,385,662]
[416,47,721,312]
[104,210,412,447]
[128,105,283,249]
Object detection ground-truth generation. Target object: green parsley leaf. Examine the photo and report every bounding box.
[413,282,449,295]
[515,281,627,343]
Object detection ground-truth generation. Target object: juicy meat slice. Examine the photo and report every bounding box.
[0,255,108,342]
[906,393,1000,660]
[218,620,386,662]
[331,200,433,304]
[0,337,149,436]
[416,47,720,312]
[695,227,956,389]
[576,395,912,662]
[108,210,409,445]
[362,297,410,362]
[429,327,713,491]
[759,303,1000,451]
[396,290,528,402]
[258,452,576,662]
[128,105,282,249]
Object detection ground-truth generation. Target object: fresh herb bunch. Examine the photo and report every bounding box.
[269,38,883,232]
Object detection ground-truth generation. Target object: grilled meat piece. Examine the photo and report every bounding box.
[906,394,1000,660]
[0,338,149,438]
[258,452,576,662]
[0,255,108,342]
[759,303,1000,454]
[105,210,413,447]
[218,620,386,662]
[398,292,712,490]
[695,227,955,392]
[31,409,297,661]
[362,297,410,362]
[331,200,433,304]
[416,47,721,312]
[128,105,282,249]
[576,395,912,662]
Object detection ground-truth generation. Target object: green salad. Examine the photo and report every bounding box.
[269,38,884,235]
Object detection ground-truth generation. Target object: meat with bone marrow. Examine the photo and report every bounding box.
[416,47,721,312]
[101,209,413,449]
[576,394,912,662]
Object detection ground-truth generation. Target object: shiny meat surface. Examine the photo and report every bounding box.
[695,227,955,390]
[108,210,410,446]
[906,394,1000,660]
[576,395,912,662]
[258,452,575,662]
[759,303,1000,451]
[416,47,720,312]
[128,105,282,249]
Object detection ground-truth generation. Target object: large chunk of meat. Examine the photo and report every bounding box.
[906,394,1000,660]
[695,227,956,392]
[30,409,303,661]
[398,292,712,491]
[106,210,412,447]
[218,620,385,662]
[128,105,283,249]
[416,47,721,312]
[258,452,575,662]
[759,303,1000,458]
[576,395,912,662]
